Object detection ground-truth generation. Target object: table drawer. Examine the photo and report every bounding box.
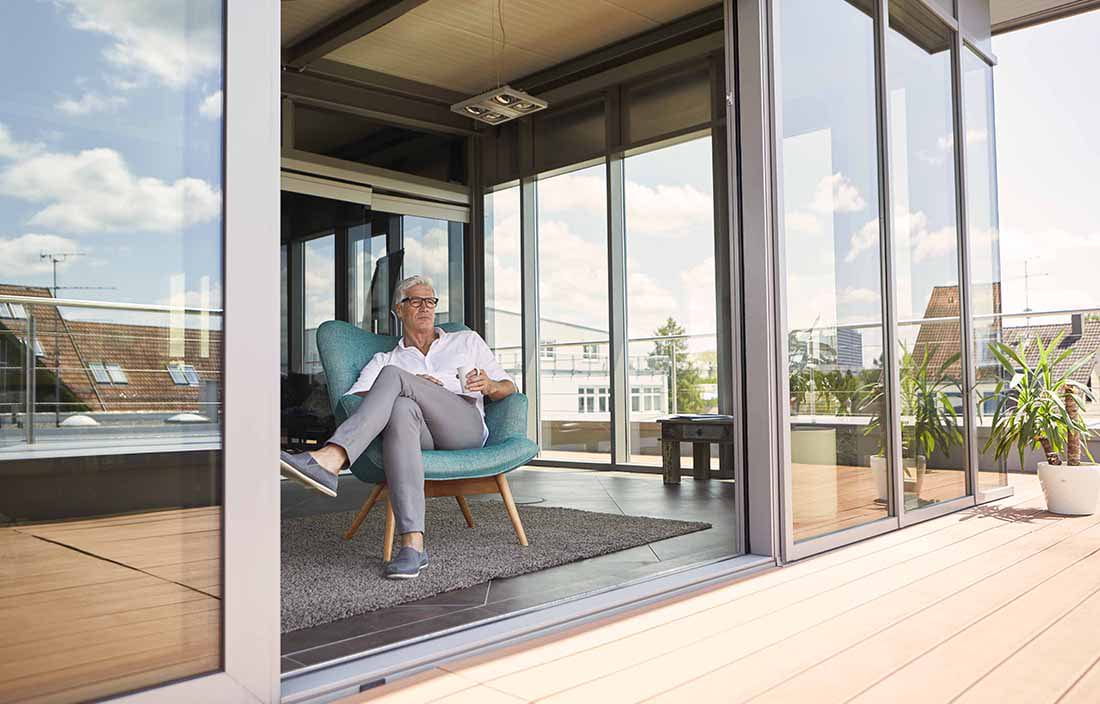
[664,423,730,441]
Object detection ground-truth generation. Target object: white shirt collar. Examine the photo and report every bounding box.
[397,326,445,350]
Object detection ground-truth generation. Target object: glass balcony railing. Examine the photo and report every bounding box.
[0,294,223,456]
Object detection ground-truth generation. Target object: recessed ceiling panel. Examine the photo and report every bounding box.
[324,0,717,95]
[282,0,367,47]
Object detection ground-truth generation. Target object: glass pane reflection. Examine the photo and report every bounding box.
[778,0,889,541]
[537,164,611,462]
[963,49,1008,491]
[0,0,224,698]
[888,0,969,509]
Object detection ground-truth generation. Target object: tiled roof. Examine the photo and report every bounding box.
[1002,319,1100,385]
[0,284,222,414]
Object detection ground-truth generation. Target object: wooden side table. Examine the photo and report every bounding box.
[658,415,737,485]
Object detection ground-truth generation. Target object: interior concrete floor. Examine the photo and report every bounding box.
[279,466,738,672]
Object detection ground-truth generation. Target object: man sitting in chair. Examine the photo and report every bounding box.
[280,274,517,579]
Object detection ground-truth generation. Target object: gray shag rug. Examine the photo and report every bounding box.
[281,497,710,632]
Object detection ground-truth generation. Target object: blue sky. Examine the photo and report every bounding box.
[0,0,223,321]
[993,8,1100,316]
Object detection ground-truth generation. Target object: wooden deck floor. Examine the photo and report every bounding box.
[345,474,1100,704]
[0,508,221,704]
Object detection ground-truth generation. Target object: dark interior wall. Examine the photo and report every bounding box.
[479,52,725,187]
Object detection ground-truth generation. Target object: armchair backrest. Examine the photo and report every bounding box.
[315,320,470,424]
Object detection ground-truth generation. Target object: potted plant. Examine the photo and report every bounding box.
[863,344,964,503]
[984,333,1098,515]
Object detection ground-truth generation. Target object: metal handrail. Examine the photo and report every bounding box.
[0,293,223,315]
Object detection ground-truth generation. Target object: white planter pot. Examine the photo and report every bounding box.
[1038,461,1100,515]
[870,455,926,502]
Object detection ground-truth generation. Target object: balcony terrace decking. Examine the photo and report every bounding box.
[344,473,1100,704]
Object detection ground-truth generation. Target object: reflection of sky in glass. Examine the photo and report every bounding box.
[964,50,1000,318]
[0,1,223,318]
[887,14,960,321]
[624,136,715,340]
[402,216,453,317]
[537,163,609,338]
[303,236,335,331]
[484,187,522,349]
[779,0,882,335]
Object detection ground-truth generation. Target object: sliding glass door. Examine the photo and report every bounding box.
[775,0,996,556]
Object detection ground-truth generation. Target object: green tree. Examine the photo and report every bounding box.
[649,317,707,414]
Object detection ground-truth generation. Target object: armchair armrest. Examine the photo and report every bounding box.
[484,392,529,445]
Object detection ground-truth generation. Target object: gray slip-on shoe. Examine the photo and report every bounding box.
[279,450,338,497]
[384,547,429,579]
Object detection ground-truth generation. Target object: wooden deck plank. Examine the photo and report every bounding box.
[842,528,1100,703]
[526,497,1076,703]
[0,508,221,704]
[1059,656,1100,704]
[465,495,1055,700]
[444,488,1043,686]
[747,525,1100,703]
[953,584,1100,703]
[646,503,1100,702]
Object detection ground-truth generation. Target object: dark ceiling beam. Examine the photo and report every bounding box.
[282,70,476,137]
[513,4,724,94]
[284,0,429,70]
[305,59,468,105]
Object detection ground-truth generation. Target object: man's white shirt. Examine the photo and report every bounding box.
[343,327,515,445]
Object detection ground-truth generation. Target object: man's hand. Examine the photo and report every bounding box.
[465,369,494,396]
[466,370,516,401]
[417,374,444,386]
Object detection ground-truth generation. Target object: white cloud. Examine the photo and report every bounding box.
[845,217,880,263]
[838,287,880,305]
[199,90,222,120]
[811,173,866,214]
[624,181,712,236]
[0,233,82,275]
[57,0,222,87]
[0,124,43,161]
[536,172,606,217]
[912,225,957,262]
[0,146,220,234]
[56,91,126,116]
[785,210,822,236]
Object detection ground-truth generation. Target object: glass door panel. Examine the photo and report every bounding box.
[888,0,969,511]
[0,0,225,698]
[777,0,890,542]
[400,215,464,326]
[623,135,718,470]
[962,49,1008,492]
[537,164,611,462]
[485,186,524,392]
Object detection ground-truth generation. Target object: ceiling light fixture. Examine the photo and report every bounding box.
[452,85,547,125]
[451,0,548,125]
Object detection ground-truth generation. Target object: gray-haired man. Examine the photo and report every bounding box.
[280,275,517,578]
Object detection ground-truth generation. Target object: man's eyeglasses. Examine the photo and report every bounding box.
[401,296,439,309]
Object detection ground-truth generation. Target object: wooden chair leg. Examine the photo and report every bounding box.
[495,474,528,547]
[344,483,384,540]
[455,495,475,528]
[382,493,396,562]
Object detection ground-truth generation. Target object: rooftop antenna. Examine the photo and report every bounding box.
[38,251,117,427]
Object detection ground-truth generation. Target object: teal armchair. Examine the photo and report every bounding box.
[316,320,538,558]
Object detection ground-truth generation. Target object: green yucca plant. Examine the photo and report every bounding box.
[983,333,1095,468]
[861,343,963,460]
